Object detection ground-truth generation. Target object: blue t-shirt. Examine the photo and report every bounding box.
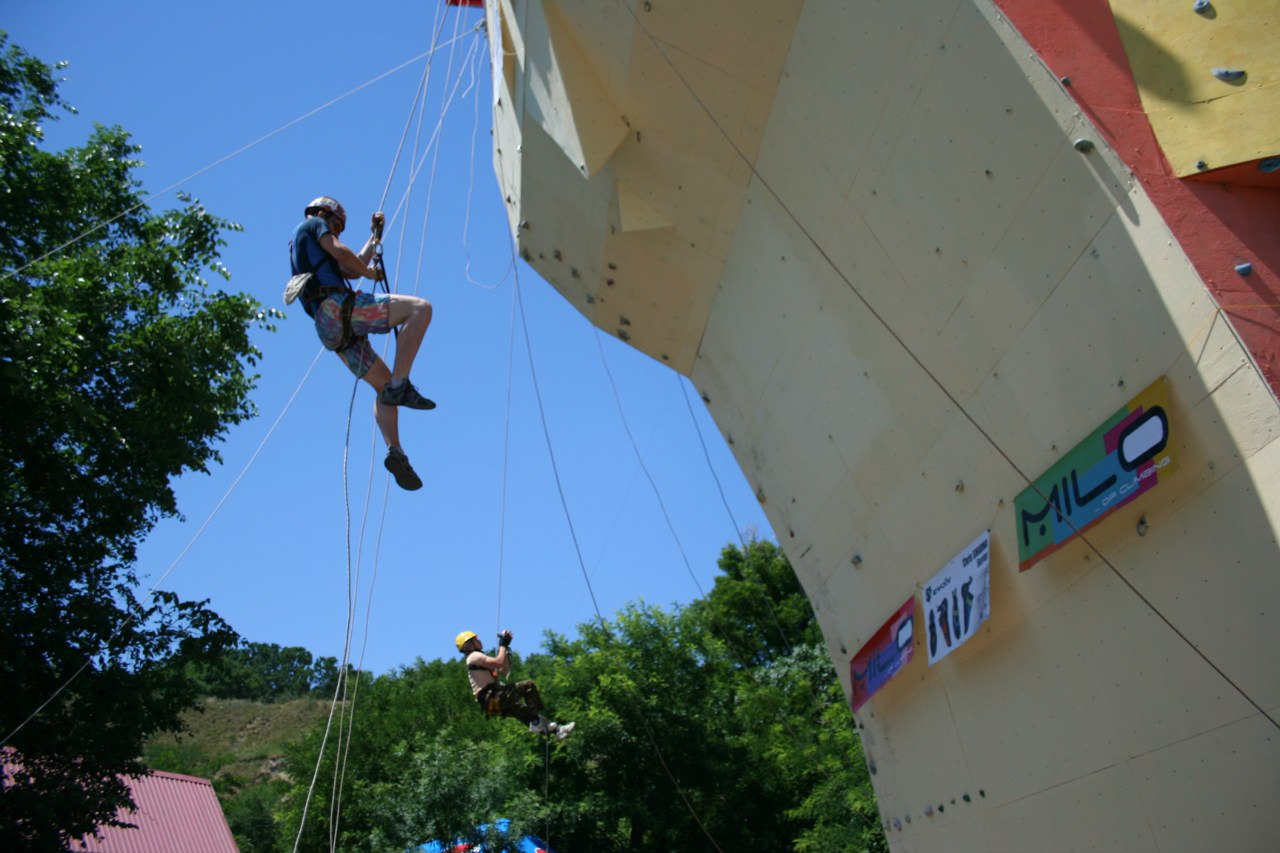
[289,216,346,315]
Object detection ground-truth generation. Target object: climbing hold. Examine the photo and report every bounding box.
[924,805,934,817]
[1060,76,1072,87]
[1235,262,1254,276]
[1195,159,1209,171]
[1073,139,1095,153]
[963,793,972,803]
[1259,158,1280,174]
[1193,0,1211,12]
[1211,67,1245,82]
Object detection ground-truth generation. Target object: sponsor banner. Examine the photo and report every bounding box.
[850,596,915,713]
[925,530,991,665]
[1015,377,1175,571]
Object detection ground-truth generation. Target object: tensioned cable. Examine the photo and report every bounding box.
[327,373,367,853]
[462,35,515,291]
[327,8,449,836]
[292,377,363,853]
[595,333,796,659]
[297,14,475,847]
[1,33,476,285]
[675,373,793,655]
[497,279,519,632]
[1,347,326,748]
[678,376,745,550]
[592,331,707,599]
[511,263,725,853]
[378,6,453,213]
[615,0,1280,730]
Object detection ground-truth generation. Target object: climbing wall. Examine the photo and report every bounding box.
[1109,0,1279,181]
[486,0,1280,850]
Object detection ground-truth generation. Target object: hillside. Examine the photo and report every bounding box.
[144,696,330,786]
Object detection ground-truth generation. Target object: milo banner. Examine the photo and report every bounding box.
[1016,377,1175,570]
[925,530,991,665]
[850,596,915,713]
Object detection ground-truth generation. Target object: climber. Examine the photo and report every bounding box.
[287,196,435,490]
[456,629,575,739]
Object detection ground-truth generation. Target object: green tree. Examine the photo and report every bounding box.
[188,642,345,702]
[0,33,271,850]
[270,541,887,853]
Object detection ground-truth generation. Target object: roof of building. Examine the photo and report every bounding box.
[71,769,239,853]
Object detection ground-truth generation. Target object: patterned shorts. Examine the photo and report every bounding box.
[314,291,391,378]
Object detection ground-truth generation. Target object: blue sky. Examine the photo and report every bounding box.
[7,2,774,675]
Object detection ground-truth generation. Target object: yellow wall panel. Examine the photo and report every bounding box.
[1110,0,1279,175]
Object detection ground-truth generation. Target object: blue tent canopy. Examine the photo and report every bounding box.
[415,818,553,853]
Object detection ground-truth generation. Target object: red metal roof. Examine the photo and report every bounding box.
[71,770,239,853]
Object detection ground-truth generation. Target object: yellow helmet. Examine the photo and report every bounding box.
[455,630,478,653]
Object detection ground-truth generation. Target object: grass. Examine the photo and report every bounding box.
[144,697,331,789]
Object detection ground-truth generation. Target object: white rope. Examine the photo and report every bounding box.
[463,38,515,291]
[1,347,326,748]
[298,14,484,852]
[496,273,519,632]
[1,38,472,285]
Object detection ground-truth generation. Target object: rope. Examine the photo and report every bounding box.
[298,13,477,849]
[1,36,474,285]
[462,34,515,291]
[511,261,725,853]
[378,6,452,212]
[497,279,519,632]
[592,331,706,599]
[614,0,1280,731]
[678,376,746,549]
[292,376,362,853]
[676,374,793,655]
[1,347,326,748]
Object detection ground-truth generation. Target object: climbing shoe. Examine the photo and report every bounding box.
[555,721,576,741]
[528,720,550,735]
[384,447,423,491]
[379,377,436,410]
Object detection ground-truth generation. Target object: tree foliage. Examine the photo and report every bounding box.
[266,541,887,853]
[187,642,347,703]
[0,33,272,850]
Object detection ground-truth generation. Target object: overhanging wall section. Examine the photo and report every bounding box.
[487,0,1280,850]
[692,1,1280,850]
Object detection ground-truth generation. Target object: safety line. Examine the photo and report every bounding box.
[674,373,794,657]
[677,376,746,550]
[1,33,476,285]
[0,346,326,749]
[511,262,725,853]
[292,376,362,853]
[616,0,1280,732]
[379,8,453,213]
[463,35,515,291]
[497,276,519,632]
[326,17,480,844]
[592,330,706,599]
[299,10,472,848]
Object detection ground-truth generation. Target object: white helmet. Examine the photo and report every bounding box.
[304,196,346,223]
